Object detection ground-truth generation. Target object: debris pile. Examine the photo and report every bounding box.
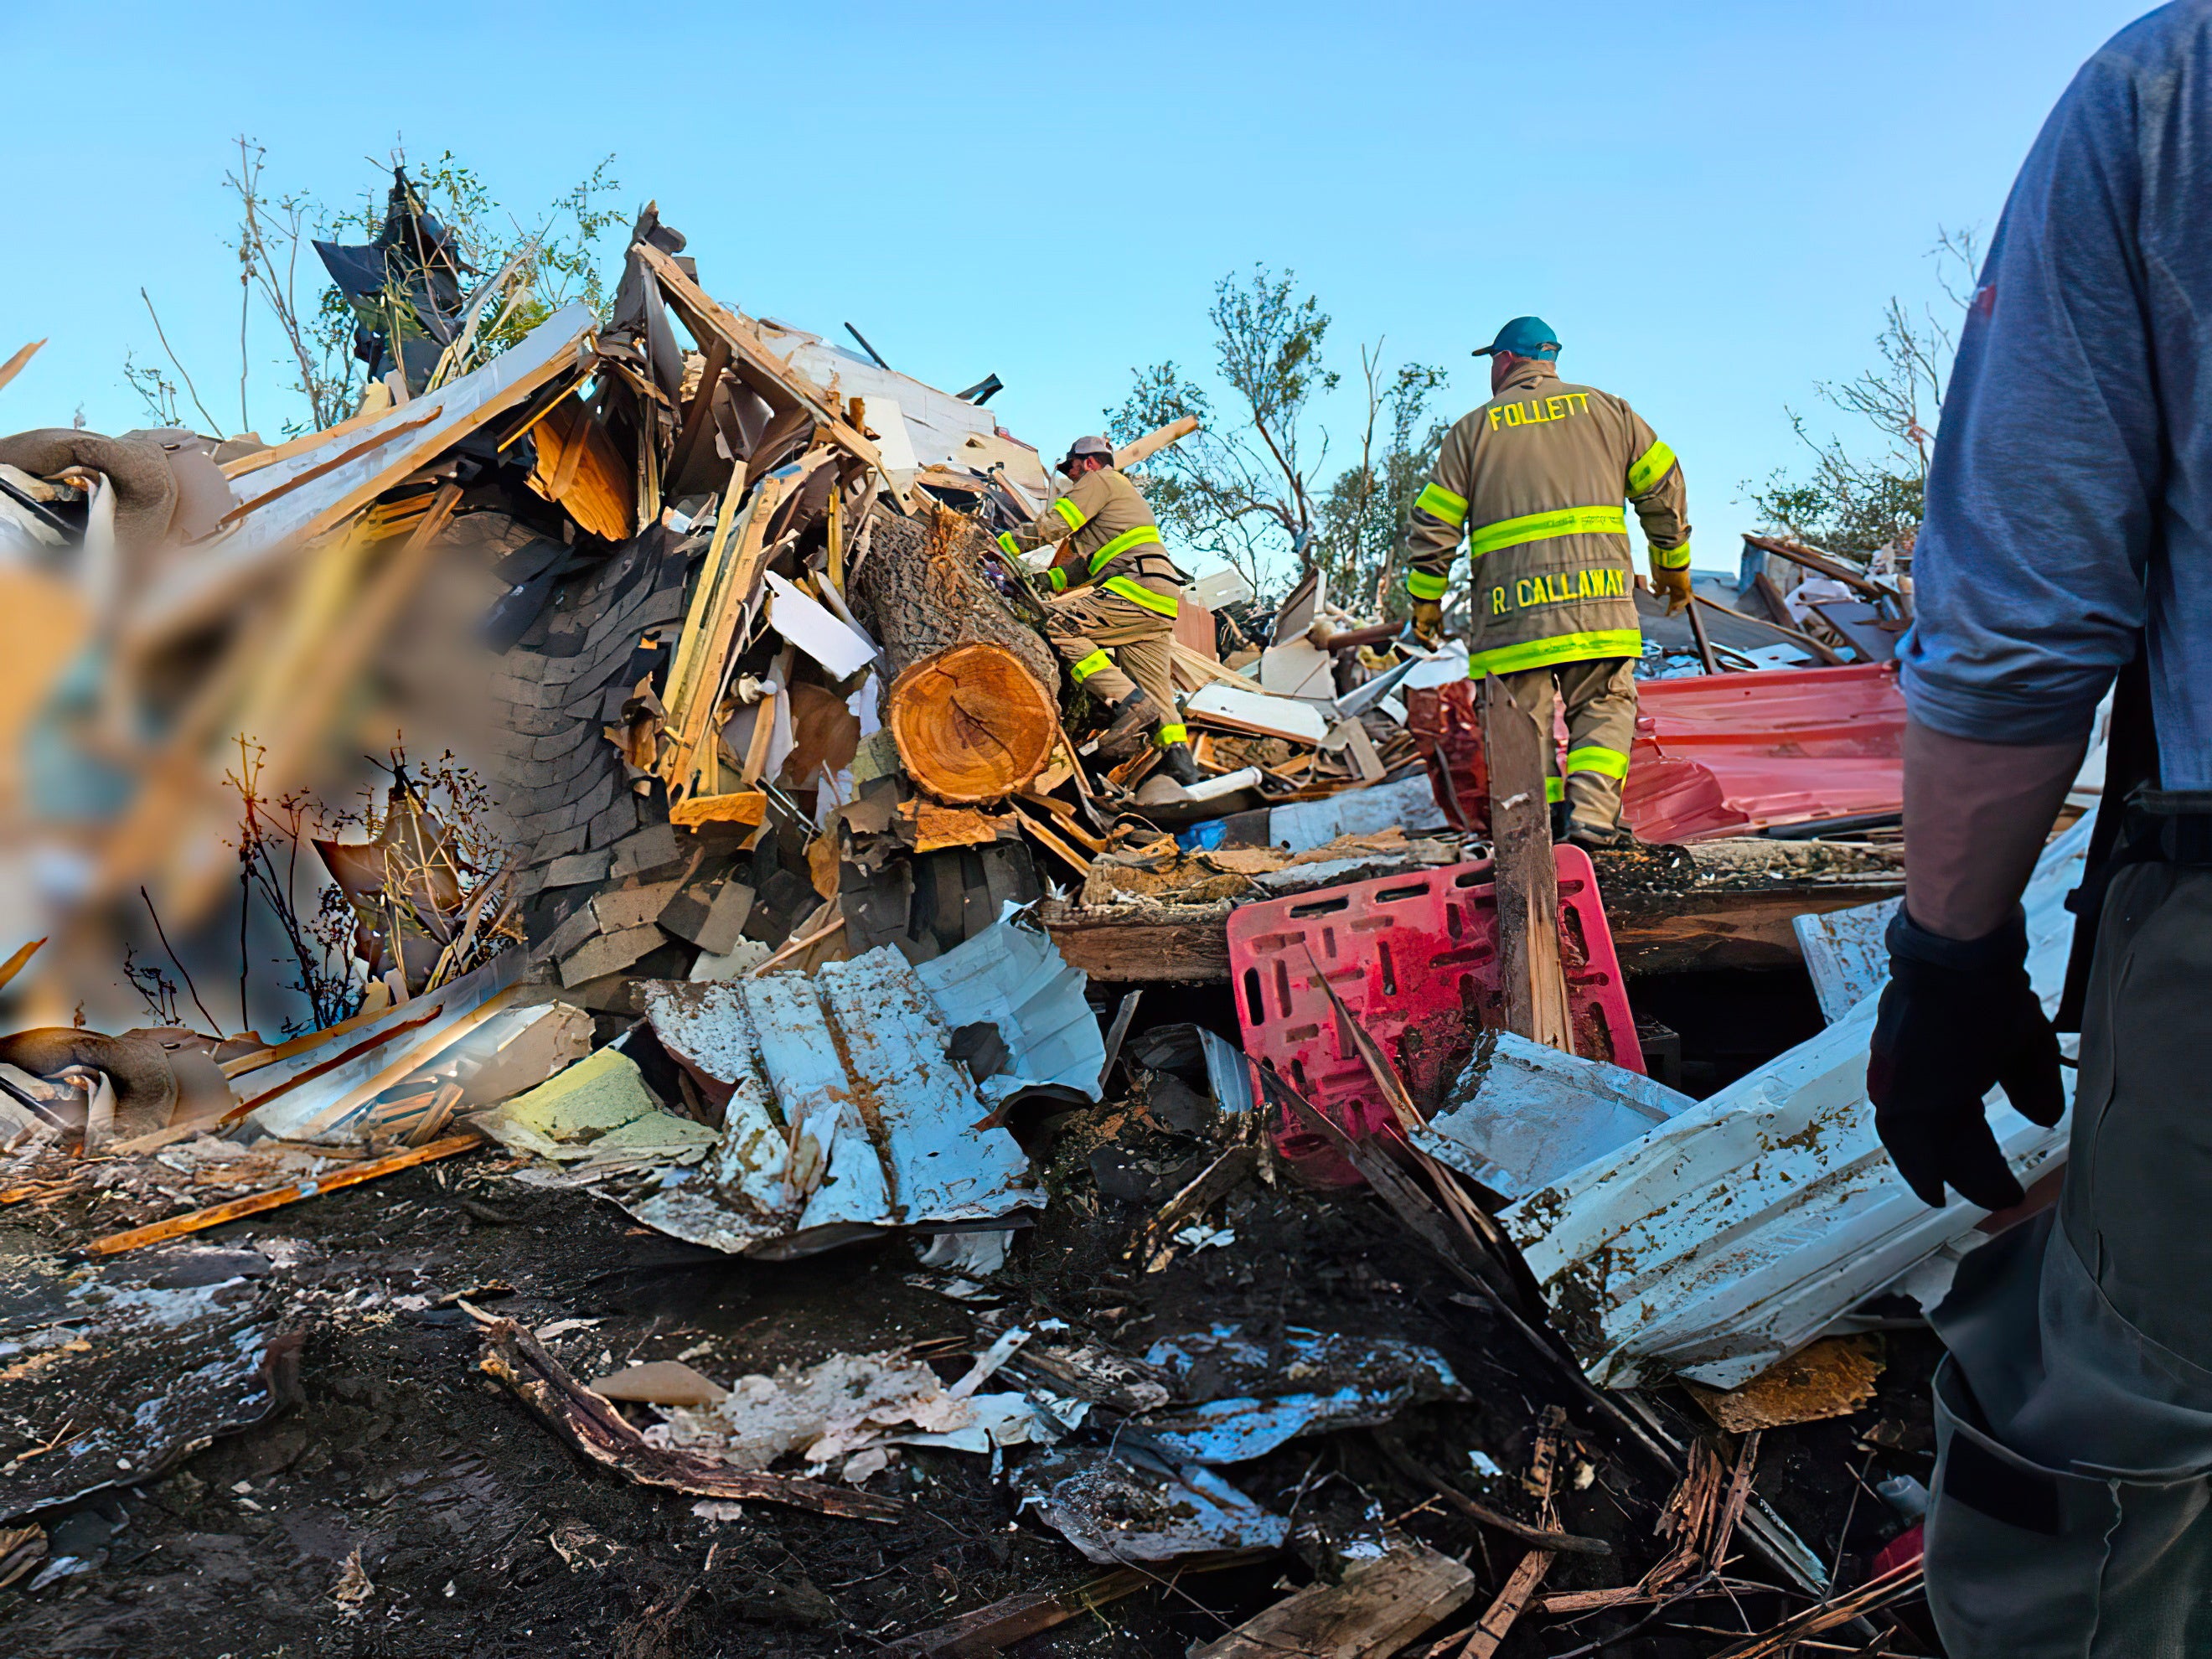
[0,192,2065,1656]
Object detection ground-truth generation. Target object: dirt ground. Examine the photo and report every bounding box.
[0,991,1946,1658]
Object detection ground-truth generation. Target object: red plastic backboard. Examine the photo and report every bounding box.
[1227,847,1641,1187]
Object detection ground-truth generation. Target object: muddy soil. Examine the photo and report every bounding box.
[0,1106,1946,1657]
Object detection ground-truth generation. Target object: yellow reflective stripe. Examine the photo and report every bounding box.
[1047,566,1069,591]
[1414,481,1468,528]
[1467,628,1643,677]
[996,530,1021,556]
[1628,439,1677,497]
[1070,649,1114,683]
[1052,496,1087,532]
[1544,777,1567,803]
[1155,723,1190,746]
[1101,573,1178,617]
[1405,569,1450,601]
[1565,745,1631,779]
[1466,504,1627,559]
[1651,540,1693,570]
[1087,522,1163,573]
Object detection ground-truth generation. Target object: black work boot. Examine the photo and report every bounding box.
[1548,798,1570,842]
[1160,742,1203,787]
[1093,690,1160,759]
[1565,820,1637,852]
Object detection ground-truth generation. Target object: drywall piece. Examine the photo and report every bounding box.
[1258,638,1338,703]
[1414,1031,1695,1202]
[1793,897,1902,1025]
[819,948,1040,1222]
[764,571,877,680]
[1189,566,1257,611]
[1186,683,1329,745]
[912,905,1104,1103]
[1505,818,2090,1390]
[1264,772,1445,850]
[483,1047,717,1165]
[742,973,892,1231]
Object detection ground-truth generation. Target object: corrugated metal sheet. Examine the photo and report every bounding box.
[620,941,1055,1255]
[1625,663,1907,841]
[1504,817,2087,1390]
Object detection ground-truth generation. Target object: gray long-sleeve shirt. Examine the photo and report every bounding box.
[1899,2,2212,787]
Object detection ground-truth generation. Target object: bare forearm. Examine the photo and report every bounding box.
[1902,719,2086,940]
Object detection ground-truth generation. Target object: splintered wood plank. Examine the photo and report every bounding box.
[1478,674,1574,1052]
[86,1134,483,1255]
[1195,1543,1475,1659]
[631,241,911,510]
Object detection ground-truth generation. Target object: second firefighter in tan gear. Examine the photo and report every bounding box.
[1401,315,1692,843]
[999,435,1201,784]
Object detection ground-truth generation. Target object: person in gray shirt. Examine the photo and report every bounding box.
[1879,4,2212,1651]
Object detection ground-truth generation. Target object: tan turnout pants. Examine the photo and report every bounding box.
[1046,588,1181,743]
[1496,656,1638,834]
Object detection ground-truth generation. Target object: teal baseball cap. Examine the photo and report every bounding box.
[1473,316,1562,359]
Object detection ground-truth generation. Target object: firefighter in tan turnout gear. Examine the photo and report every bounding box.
[999,435,1202,785]
[1401,316,1692,847]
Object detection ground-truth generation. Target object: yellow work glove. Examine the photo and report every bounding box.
[1650,561,1693,616]
[1408,597,1445,647]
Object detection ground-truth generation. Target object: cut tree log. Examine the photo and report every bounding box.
[888,642,1057,804]
[848,502,1059,689]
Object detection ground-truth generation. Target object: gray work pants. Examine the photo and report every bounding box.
[1926,854,2212,1656]
[1496,657,1638,835]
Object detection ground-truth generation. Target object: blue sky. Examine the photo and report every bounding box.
[0,1,2155,574]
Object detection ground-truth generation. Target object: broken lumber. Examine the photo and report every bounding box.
[469,1310,904,1522]
[85,1133,484,1255]
[889,642,1057,804]
[1195,1543,1476,1659]
[1477,674,1573,1052]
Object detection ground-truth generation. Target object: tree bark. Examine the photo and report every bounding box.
[848,503,1059,689]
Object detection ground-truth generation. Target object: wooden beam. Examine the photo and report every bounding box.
[1112,413,1200,472]
[1691,592,1846,667]
[1039,901,1231,983]
[630,242,911,512]
[1685,592,1722,673]
[1739,533,1888,599]
[1478,674,1574,1052]
[86,1134,483,1255]
[665,338,730,493]
[0,339,45,399]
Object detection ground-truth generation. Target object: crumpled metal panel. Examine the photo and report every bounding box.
[912,903,1104,1103]
[1626,662,1907,841]
[1414,1031,1694,1202]
[1410,663,1906,843]
[621,943,1050,1255]
[1505,818,2087,1391]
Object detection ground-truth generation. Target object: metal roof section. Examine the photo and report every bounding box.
[615,934,1057,1255]
[1504,817,2089,1391]
[1414,1031,1696,1203]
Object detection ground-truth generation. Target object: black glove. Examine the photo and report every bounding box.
[1867,905,2065,1210]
